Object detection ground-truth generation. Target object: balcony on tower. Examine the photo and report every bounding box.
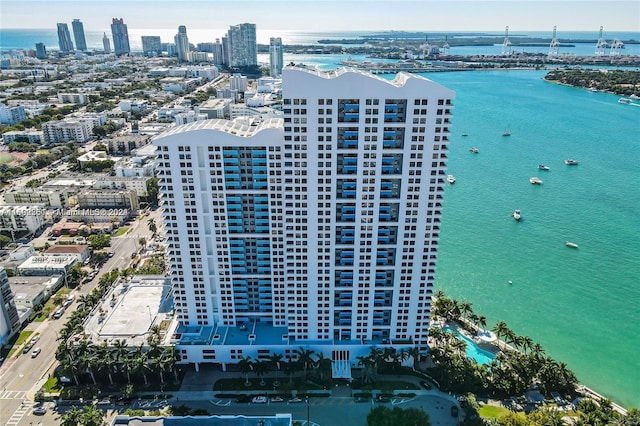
[383,99,407,123]
[380,179,401,198]
[337,127,359,149]
[336,179,357,199]
[336,203,356,222]
[338,99,360,123]
[382,127,405,149]
[337,154,358,175]
[335,248,355,266]
[374,270,394,287]
[378,203,399,223]
[381,154,403,175]
[335,226,356,245]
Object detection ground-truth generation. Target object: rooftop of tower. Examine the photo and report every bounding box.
[283,65,435,88]
[154,117,283,140]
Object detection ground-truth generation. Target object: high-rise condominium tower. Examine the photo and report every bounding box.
[269,37,284,77]
[102,33,111,54]
[110,18,130,56]
[142,36,162,56]
[56,23,74,53]
[153,67,454,373]
[71,19,87,51]
[224,23,257,68]
[174,25,190,62]
[35,43,47,59]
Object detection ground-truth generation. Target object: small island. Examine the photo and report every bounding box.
[544,69,640,97]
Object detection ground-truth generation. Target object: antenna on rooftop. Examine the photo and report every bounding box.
[595,26,607,56]
[548,26,560,57]
[501,26,512,56]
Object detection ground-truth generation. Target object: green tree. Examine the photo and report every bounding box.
[88,233,111,249]
[147,218,157,236]
[237,355,254,386]
[366,406,431,426]
[0,235,11,248]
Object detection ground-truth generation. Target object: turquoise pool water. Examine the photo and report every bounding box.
[442,327,496,365]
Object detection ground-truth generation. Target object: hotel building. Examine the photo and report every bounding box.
[223,23,257,68]
[269,37,284,77]
[153,67,454,373]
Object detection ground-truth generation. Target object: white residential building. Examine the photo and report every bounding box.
[0,205,46,235]
[42,119,93,144]
[0,104,27,125]
[153,67,455,373]
[57,93,88,105]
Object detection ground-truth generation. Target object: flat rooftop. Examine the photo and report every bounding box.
[85,276,172,346]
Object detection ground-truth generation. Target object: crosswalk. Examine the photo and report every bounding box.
[0,390,28,400]
[3,402,29,426]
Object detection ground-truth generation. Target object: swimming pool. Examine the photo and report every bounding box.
[441,327,497,365]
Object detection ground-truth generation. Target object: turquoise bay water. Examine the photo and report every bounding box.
[442,327,496,365]
[426,70,640,409]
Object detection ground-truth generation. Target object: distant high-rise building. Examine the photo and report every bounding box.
[71,19,87,51]
[213,39,224,65]
[269,37,284,77]
[110,18,130,56]
[56,23,74,53]
[152,66,455,371]
[35,42,47,59]
[225,23,257,68]
[174,25,190,62]
[142,36,162,56]
[102,32,111,53]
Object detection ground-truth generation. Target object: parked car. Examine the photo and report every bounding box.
[95,398,112,406]
[270,396,284,403]
[251,396,268,404]
[115,397,132,406]
[288,397,303,403]
[31,347,42,358]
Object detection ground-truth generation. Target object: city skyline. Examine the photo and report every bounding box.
[1,0,638,32]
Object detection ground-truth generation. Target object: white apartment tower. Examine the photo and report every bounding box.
[269,37,284,77]
[153,67,454,372]
[175,25,190,62]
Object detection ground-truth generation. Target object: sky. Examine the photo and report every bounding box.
[1,0,639,33]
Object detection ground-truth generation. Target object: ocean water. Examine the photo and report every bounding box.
[425,70,640,409]
[2,29,639,56]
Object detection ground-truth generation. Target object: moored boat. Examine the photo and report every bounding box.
[446,174,456,184]
[565,241,579,248]
[529,177,543,185]
[564,159,579,165]
[512,209,521,221]
[538,164,550,171]
[502,129,511,136]
[469,147,479,153]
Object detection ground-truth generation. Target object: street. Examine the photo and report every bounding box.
[0,208,161,426]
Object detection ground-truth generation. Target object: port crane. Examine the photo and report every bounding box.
[595,26,607,56]
[501,26,512,56]
[548,26,560,57]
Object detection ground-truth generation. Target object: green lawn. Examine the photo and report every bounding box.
[114,227,130,237]
[479,404,513,419]
[6,330,34,357]
[0,153,16,164]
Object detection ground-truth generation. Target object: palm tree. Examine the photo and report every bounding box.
[314,352,332,382]
[97,343,117,387]
[254,360,269,386]
[132,346,151,386]
[77,340,99,385]
[147,324,162,345]
[294,347,315,378]
[492,321,510,350]
[237,355,254,386]
[356,355,374,384]
[477,315,487,331]
[269,353,283,386]
[406,347,421,370]
[368,347,384,381]
[147,218,157,237]
[155,348,174,385]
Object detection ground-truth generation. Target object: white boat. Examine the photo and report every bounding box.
[512,209,521,221]
[565,241,579,248]
[538,164,550,171]
[462,131,469,136]
[529,177,543,185]
[469,147,479,153]
[502,129,511,136]
[564,159,579,165]
[618,98,632,104]
[446,174,456,184]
